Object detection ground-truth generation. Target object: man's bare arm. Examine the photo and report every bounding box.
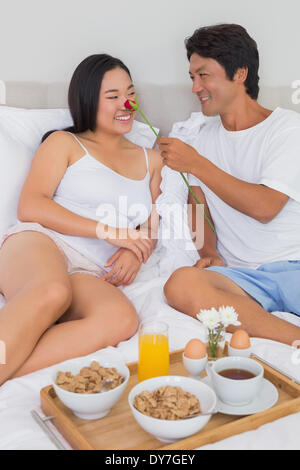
[191,157,289,224]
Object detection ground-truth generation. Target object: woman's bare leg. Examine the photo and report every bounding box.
[164,267,300,346]
[0,232,72,384]
[13,273,138,377]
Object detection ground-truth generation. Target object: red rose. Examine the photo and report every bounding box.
[124,99,137,110]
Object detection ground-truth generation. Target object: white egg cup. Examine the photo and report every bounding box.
[228,344,251,358]
[182,352,208,378]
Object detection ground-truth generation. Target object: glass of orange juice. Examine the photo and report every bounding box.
[138,320,169,382]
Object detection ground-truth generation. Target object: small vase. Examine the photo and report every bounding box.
[205,327,226,361]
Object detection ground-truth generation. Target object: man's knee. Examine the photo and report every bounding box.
[164,266,209,306]
[164,267,192,302]
[164,266,218,311]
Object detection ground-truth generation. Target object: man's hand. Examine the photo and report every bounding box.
[194,254,225,269]
[101,248,142,287]
[157,137,200,173]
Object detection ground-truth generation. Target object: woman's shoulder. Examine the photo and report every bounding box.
[146,148,163,173]
[42,130,75,146]
[36,130,78,169]
[122,139,162,174]
[39,130,77,159]
[123,140,161,164]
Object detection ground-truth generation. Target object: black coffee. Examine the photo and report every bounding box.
[218,368,256,380]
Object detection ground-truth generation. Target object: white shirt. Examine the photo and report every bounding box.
[188,107,300,269]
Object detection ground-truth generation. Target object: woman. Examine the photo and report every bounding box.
[0,54,162,384]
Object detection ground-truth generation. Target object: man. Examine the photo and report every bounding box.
[158,24,300,345]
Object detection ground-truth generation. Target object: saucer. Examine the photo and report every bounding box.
[201,376,278,415]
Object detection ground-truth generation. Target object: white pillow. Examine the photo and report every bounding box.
[0,107,73,154]
[0,106,159,153]
[0,128,33,240]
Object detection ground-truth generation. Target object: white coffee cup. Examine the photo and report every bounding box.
[208,356,264,406]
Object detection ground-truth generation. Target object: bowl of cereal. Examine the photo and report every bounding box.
[128,375,217,443]
[52,358,130,420]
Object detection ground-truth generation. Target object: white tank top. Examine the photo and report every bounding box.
[50,133,153,270]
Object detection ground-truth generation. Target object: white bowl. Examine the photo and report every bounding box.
[228,344,251,358]
[128,375,217,443]
[52,357,130,420]
[182,352,208,377]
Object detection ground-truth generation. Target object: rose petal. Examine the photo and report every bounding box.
[124,99,137,110]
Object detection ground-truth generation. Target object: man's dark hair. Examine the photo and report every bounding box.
[185,24,260,100]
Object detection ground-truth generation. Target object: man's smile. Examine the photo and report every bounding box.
[198,95,210,102]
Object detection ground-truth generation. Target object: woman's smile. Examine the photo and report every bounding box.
[114,113,132,122]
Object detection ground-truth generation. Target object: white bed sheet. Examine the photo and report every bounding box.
[0,248,299,450]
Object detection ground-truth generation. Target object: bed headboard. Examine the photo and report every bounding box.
[0,80,299,136]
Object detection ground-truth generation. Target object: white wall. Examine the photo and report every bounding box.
[0,0,299,88]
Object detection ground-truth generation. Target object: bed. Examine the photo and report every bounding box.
[0,81,299,450]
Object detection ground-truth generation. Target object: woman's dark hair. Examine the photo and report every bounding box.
[42,54,131,142]
[185,24,259,100]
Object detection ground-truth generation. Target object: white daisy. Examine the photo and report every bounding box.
[197,308,221,330]
[219,305,241,327]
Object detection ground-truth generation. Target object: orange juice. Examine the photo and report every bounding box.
[138,333,169,382]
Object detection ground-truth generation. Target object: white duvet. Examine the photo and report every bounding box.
[0,244,299,450]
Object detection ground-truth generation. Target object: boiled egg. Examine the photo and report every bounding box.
[184,339,207,359]
[230,330,251,349]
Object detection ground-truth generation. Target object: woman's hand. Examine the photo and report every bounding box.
[97,224,153,263]
[194,254,225,269]
[101,248,142,286]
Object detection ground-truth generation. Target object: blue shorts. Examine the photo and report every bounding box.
[205,260,300,316]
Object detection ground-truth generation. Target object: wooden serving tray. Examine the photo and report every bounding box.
[40,348,300,450]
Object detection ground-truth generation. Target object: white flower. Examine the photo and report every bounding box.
[219,305,241,327]
[197,308,221,330]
